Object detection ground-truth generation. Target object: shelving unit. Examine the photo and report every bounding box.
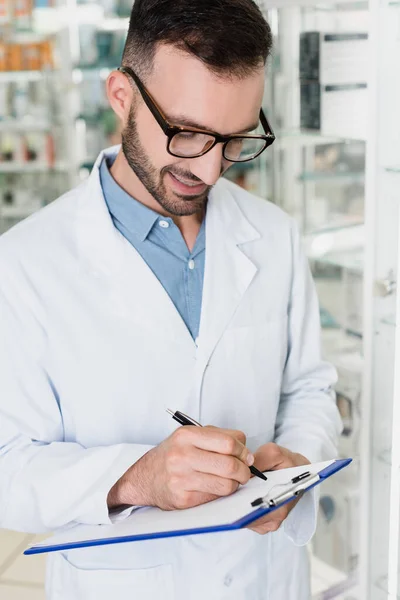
[358,0,400,595]
[255,1,370,597]
[0,1,79,234]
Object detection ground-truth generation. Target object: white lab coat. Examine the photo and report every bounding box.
[0,147,341,600]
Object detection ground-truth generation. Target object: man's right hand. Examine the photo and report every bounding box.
[107,426,254,510]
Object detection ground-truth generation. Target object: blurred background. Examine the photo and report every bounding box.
[0,0,399,599]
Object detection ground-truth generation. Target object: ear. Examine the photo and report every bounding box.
[106,70,134,125]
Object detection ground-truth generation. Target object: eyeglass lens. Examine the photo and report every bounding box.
[169,131,267,162]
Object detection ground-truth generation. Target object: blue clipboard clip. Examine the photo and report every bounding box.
[251,472,320,508]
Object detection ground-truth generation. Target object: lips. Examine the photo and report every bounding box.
[168,172,207,195]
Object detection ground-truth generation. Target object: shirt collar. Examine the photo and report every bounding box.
[100,157,160,242]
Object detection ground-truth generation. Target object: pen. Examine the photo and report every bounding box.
[166,408,267,481]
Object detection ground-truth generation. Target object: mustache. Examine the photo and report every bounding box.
[162,167,205,185]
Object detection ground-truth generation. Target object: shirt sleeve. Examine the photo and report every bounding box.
[0,270,153,534]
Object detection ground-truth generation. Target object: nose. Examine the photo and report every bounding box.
[189,144,224,186]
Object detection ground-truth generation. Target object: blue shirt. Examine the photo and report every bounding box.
[100,158,205,340]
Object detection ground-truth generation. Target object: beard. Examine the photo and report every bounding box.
[121,107,214,217]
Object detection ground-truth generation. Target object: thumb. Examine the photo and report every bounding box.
[253,443,287,472]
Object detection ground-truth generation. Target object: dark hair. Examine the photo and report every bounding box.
[122,0,273,80]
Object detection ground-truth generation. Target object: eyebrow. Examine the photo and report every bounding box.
[166,114,260,135]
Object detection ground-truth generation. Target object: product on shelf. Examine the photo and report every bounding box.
[300,81,368,140]
[299,32,368,140]
[300,32,369,85]
[0,130,56,166]
[0,42,6,70]
[0,40,55,72]
[0,0,10,25]
[34,0,55,7]
[14,0,33,30]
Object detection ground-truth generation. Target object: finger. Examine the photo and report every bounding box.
[249,519,282,533]
[186,446,251,485]
[205,426,246,446]
[185,427,253,465]
[248,522,281,534]
[172,489,219,510]
[253,443,285,472]
[186,472,240,497]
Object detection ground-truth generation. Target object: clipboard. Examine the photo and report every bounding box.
[24,458,351,556]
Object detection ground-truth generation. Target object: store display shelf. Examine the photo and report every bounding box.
[385,165,400,173]
[73,67,113,83]
[259,0,368,8]
[97,17,130,31]
[321,328,363,363]
[377,449,392,465]
[381,314,396,326]
[310,553,355,599]
[307,221,364,236]
[311,1,368,10]
[33,5,129,34]
[308,249,364,271]
[298,170,364,183]
[0,162,67,174]
[9,30,50,44]
[375,575,400,597]
[304,224,364,271]
[0,71,45,83]
[0,205,43,219]
[0,119,52,132]
[277,129,364,148]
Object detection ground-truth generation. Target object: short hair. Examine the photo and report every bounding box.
[122,0,273,80]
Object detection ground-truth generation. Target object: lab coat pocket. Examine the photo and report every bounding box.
[53,554,175,600]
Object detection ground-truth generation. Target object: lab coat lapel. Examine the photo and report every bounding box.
[198,182,261,368]
[76,149,195,353]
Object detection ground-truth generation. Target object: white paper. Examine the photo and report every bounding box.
[28,460,335,552]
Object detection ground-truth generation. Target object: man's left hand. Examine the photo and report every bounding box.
[246,443,310,535]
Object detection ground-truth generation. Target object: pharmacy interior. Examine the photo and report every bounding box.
[0,0,400,598]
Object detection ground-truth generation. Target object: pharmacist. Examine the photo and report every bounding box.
[0,1,341,599]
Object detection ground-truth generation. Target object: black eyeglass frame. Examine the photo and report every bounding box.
[117,66,275,163]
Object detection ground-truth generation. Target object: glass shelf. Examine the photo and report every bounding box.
[308,249,364,271]
[277,129,365,148]
[385,166,400,173]
[278,129,349,148]
[377,449,392,465]
[310,1,368,10]
[298,170,364,183]
[0,206,42,219]
[375,575,400,597]
[0,119,52,133]
[0,71,45,83]
[381,314,396,326]
[32,4,129,34]
[0,162,68,174]
[72,67,113,83]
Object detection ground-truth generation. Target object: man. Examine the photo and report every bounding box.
[0,1,341,599]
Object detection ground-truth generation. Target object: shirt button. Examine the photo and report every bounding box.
[224,575,233,587]
[188,259,195,270]
[159,220,169,228]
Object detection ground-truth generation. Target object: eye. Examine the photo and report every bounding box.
[176,131,198,140]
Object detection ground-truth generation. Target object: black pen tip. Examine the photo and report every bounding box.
[250,466,267,481]
[251,497,263,507]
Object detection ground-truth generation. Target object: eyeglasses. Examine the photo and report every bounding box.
[118,66,275,163]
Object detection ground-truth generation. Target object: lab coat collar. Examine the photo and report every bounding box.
[76,147,261,360]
